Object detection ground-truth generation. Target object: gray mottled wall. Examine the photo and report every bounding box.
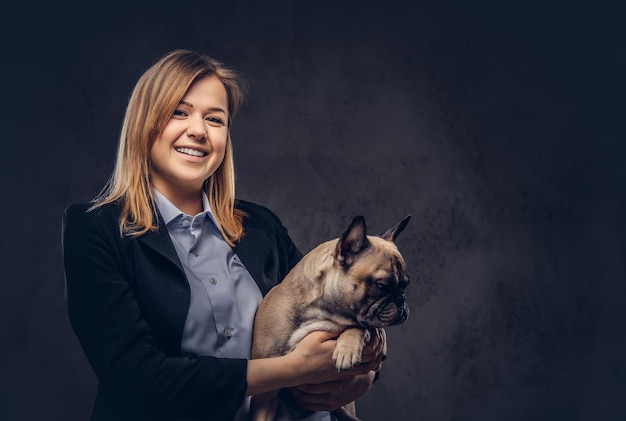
[2,1,625,420]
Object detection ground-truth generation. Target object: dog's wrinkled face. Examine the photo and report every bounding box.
[350,239,409,328]
[331,214,411,329]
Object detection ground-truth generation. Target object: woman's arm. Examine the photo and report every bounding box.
[63,204,248,419]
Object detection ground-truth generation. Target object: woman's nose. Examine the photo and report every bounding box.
[186,115,207,140]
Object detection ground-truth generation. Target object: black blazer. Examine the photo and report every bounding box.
[62,200,302,421]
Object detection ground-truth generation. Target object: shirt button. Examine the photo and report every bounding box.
[224,328,233,338]
[209,277,217,285]
[182,219,190,227]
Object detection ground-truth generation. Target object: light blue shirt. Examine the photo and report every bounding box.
[154,190,333,421]
[153,190,262,359]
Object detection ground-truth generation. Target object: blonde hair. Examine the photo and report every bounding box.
[92,49,247,245]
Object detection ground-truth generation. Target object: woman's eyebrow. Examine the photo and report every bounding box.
[179,100,226,114]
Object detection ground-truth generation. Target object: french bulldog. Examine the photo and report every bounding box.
[250,214,411,421]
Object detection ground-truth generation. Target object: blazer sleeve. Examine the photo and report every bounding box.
[62,204,247,420]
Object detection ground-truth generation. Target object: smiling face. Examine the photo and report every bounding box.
[149,74,229,206]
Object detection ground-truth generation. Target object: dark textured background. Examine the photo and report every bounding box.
[1,1,625,420]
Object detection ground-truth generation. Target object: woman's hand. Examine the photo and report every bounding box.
[287,328,387,411]
[287,371,376,412]
[246,329,383,397]
[286,331,370,385]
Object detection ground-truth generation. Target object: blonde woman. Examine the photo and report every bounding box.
[62,49,385,421]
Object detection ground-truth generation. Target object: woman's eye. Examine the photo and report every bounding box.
[173,109,187,117]
[206,116,224,125]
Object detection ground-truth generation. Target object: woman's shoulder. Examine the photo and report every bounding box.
[235,199,275,217]
[234,199,303,270]
[235,199,286,230]
[64,201,121,219]
[63,201,122,234]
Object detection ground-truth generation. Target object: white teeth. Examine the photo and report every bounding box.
[175,147,205,157]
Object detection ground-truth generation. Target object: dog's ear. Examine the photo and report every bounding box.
[335,215,371,267]
[381,214,411,242]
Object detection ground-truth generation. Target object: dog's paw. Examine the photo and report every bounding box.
[332,343,362,370]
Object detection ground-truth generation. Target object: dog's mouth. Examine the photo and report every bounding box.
[359,300,409,328]
[379,302,409,324]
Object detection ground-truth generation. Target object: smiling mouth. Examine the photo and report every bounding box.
[175,147,208,157]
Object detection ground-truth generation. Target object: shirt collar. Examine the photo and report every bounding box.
[153,189,215,225]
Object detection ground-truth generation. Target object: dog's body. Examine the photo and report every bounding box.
[250,215,411,421]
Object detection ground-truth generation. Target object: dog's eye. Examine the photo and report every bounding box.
[375,281,388,290]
